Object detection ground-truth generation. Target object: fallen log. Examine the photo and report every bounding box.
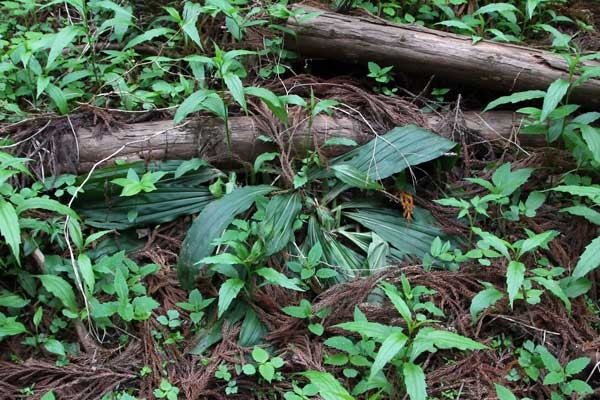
[286,7,600,107]
[68,111,541,171]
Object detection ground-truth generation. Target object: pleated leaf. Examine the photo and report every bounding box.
[261,193,302,256]
[178,185,276,289]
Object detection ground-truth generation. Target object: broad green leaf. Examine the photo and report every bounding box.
[217,278,245,318]
[77,254,95,293]
[259,363,275,382]
[435,20,475,33]
[473,3,519,16]
[560,206,600,225]
[253,152,278,173]
[178,185,276,289]
[345,207,443,258]
[470,287,503,320]
[580,125,600,163]
[410,328,487,361]
[252,346,270,363]
[367,233,389,271]
[16,197,79,219]
[335,321,398,342]
[174,89,209,124]
[245,86,287,124]
[0,292,29,308]
[255,268,304,291]
[0,199,20,261]
[0,314,27,339]
[224,73,246,111]
[45,84,68,114]
[484,90,546,112]
[403,362,427,400]
[317,125,455,182]
[174,158,208,178]
[550,185,600,203]
[495,384,517,400]
[182,2,203,49]
[124,27,174,50]
[44,339,66,356]
[369,331,408,380]
[518,230,559,257]
[530,277,570,313]
[114,269,129,302]
[47,25,81,68]
[380,282,412,325]
[472,228,511,259]
[572,236,600,279]
[491,163,533,196]
[565,357,590,375]
[507,260,525,308]
[301,371,355,400]
[261,193,302,256]
[332,164,382,190]
[38,275,78,311]
[541,79,570,122]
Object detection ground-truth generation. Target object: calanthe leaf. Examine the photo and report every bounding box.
[261,193,302,256]
[178,185,276,289]
[403,362,427,400]
[572,236,600,279]
[332,164,382,189]
[315,125,455,183]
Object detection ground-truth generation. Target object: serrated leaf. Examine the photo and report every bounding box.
[182,1,203,49]
[541,79,570,122]
[47,25,81,68]
[470,286,503,320]
[369,331,408,380]
[403,362,427,400]
[0,199,20,261]
[16,197,79,219]
[507,260,525,308]
[217,278,245,318]
[580,125,600,163]
[572,236,600,279]
[301,371,355,400]
[495,384,517,400]
[473,3,519,16]
[174,89,209,124]
[38,275,77,312]
[255,268,304,291]
[124,27,174,50]
[565,357,590,375]
[224,73,246,111]
[45,83,68,114]
[380,282,412,325]
[484,90,546,112]
[77,254,94,293]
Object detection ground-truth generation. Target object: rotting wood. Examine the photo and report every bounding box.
[285,7,600,107]
[67,111,542,171]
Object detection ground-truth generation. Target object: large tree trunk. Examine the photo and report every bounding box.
[286,7,600,107]
[68,111,540,171]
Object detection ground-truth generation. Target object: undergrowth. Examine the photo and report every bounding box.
[0,1,599,400]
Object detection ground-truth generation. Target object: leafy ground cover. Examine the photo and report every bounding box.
[0,0,599,399]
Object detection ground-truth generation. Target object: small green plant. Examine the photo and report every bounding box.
[497,341,593,400]
[241,346,285,383]
[111,169,166,197]
[282,298,331,336]
[176,289,214,326]
[366,62,397,96]
[153,379,180,400]
[284,382,319,400]
[313,277,485,399]
[287,243,338,282]
[215,364,238,395]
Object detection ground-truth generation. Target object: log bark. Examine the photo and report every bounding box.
[285,7,600,107]
[68,111,540,171]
